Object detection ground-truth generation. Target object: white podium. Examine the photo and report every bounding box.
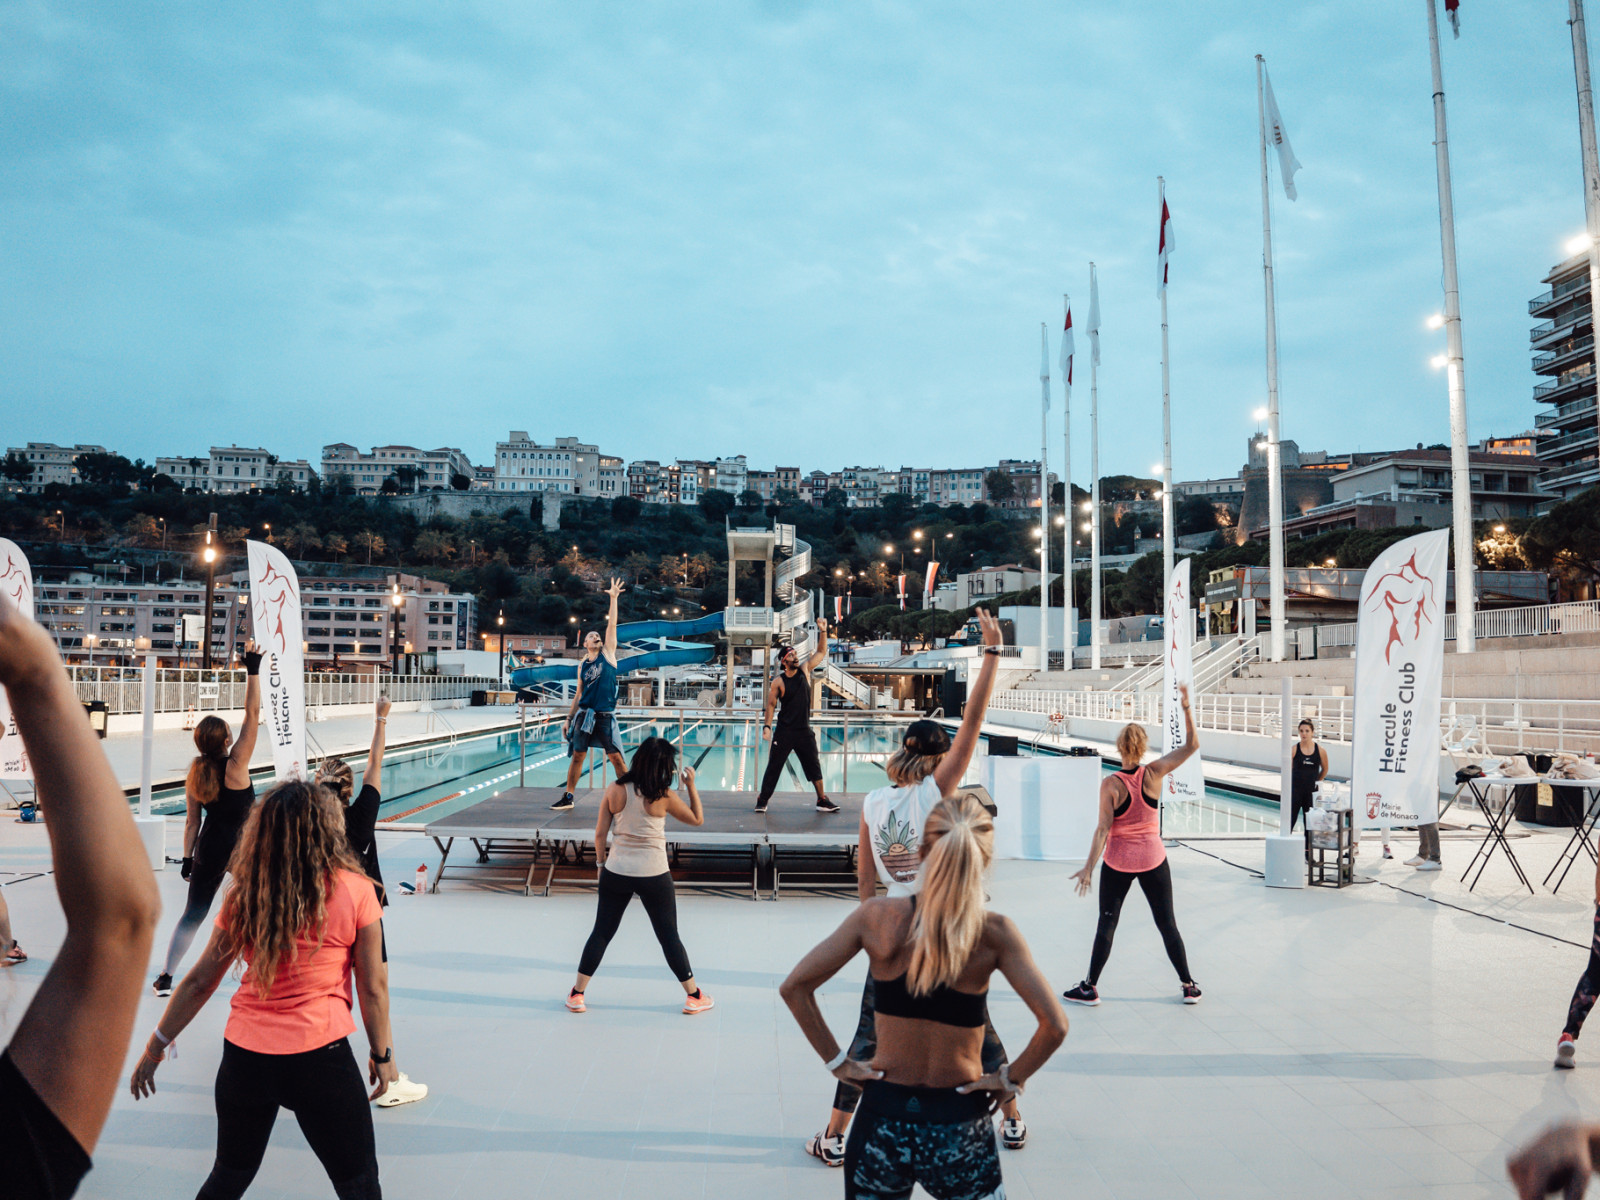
[134,815,167,871]
[981,755,1100,861]
[1263,834,1304,889]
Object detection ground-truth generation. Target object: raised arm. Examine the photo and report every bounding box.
[1144,683,1197,789]
[663,765,705,827]
[934,608,1003,795]
[806,617,830,674]
[956,915,1067,1107]
[225,639,264,789]
[778,904,884,1087]
[602,577,623,665]
[0,595,161,1153]
[1070,778,1120,897]
[130,925,235,1099]
[364,695,391,794]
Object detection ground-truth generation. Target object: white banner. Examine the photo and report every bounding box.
[0,539,35,779]
[1161,558,1203,802]
[246,540,307,781]
[1351,528,1449,825]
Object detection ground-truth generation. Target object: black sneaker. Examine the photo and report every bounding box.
[152,972,173,998]
[753,796,770,814]
[1062,980,1100,1006]
[815,797,840,814]
[1182,981,1202,1005]
[550,792,575,812]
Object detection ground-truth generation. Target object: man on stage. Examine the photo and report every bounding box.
[756,618,838,815]
[552,578,627,811]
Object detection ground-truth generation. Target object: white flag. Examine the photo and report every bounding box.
[1350,529,1449,825]
[1161,558,1204,803]
[0,539,35,780]
[1059,296,1075,404]
[1087,265,1101,366]
[1157,180,1175,297]
[246,540,308,781]
[1039,323,1050,412]
[1263,67,1302,201]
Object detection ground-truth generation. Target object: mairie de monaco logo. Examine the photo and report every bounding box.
[1364,551,1437,665]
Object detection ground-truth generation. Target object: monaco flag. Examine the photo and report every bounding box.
[1446,0,1460,38]
[1059,297,1075,404]
[1161,558,1203,803]
[1157,180,1175,297]
[1350,529,1449,825]
[0,539,35,779]
[246,539,308,781]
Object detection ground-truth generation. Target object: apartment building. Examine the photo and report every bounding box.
[322,443,473,494]
[1529,251,1600,500]
[157,446,318,494]
[4,442,109,493]
[278,572,477,668]
[928,467,987,506]
[712,455,749,495]
[493,433,621,497]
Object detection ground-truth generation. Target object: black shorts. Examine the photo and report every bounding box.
[568,712,622,757]
[845,1081,1002,1200]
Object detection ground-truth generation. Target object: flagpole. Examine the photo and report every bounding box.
[1570,0,1600,486]
[1159,177,1175,595]
[1089,264,1102,672]
[1039,322,1051,673]
[1425,0,1477,652]
[1257,55,1287,664]
[1061,294,1073,664]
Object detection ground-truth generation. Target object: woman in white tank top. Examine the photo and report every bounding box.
[567,736,713,1015]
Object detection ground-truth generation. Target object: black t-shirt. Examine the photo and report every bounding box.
[0,1049,92,1200]
[343,783,387,906]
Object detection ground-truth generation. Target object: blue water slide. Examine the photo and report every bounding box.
[508,611,725,689]
[614,611,725,641]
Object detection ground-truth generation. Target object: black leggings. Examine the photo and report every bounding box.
[758,729,824,801]
[831,976,1009,1115]
[198,1038,379,1200]
[1088,859,1192,986]
[164,866,227,976]
[577,868,694,982]
[1566,905,1600,1038]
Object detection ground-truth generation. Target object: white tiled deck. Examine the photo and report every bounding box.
[4,812,1600,1198]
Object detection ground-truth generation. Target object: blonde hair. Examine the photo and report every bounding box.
[906,795,994,996]
[221,780,363,999]
[1116,723,1148,764]
[316,757,355,804]
[885,747,942,787]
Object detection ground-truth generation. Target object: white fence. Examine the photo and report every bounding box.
[1070,640,1164,668]
[1294,599,1600,659]
[64,667,500,716]
[989,687,1600,756]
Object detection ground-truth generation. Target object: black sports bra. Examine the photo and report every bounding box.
[872,971,988,1028]
[1111,768,1158,817]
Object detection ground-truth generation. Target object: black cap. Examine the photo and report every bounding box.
[903,719,952,756]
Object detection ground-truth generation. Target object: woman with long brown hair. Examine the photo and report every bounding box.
[131,780,404,1199]
[152,642,263,997]
[782,795,1068,1200]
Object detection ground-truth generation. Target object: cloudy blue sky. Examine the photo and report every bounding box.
[0,2,1590,485]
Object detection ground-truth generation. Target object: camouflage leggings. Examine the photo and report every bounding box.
[845,1082,1003,1200]
[1565,905,1600,1039]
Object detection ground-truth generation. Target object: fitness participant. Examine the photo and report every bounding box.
[315,695,427,1109]
[132,780,405,1199]
[153,640,263,997]
[1290,718,1328,831]
[1553,841,1600,1068]
[782,795,1068,1200]
[757,618,837,814]
[1062,684,1202,1007]
[567,736,713,1015]
[552,578,626,811]
[0,886,24,967]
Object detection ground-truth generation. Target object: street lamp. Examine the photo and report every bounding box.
[84,633,97,668]
[496,609,506,690]
[158,517,167,552]
[55,509,63,541]
[1493,523,1507,534]
[389,583,404,675]
[201,514,218,670]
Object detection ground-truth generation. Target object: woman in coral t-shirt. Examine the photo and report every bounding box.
[131,779,404,1199]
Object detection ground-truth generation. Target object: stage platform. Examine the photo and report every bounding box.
[425,787,866,898]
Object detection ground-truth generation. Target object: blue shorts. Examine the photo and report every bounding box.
[568,711,622,757]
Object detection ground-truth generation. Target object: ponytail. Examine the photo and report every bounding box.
[906,795,994,996]
[187,715,231,806]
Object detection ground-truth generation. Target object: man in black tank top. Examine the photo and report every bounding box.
[757,619,838,814]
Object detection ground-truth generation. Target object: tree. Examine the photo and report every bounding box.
[687,552,715,587]
[536,594,571,627]
[851,604,901,639]
[1176,496,1220,537]
[864,561,891,595]
[1519,485,1600,589]
[450,472,471,491]
[324,532,349,560]
[1,452,31,487]
[622,551,654,585]
[823,487,848,510]
[74,452,140,489]
[881,492,914,527]
[391,465,423,493]
[123,513,161,546]
[281,523,323,558]
[414,529,455,565]
[699,489,735,522]
[354,530,386,564]
[737,488,764,510]
[658,553,688,586]
[984,470,1015,504]
[612,494,643,525]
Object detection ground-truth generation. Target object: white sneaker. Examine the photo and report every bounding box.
[1001,1117,1027,1149]
[374,1072,429,1108]
[1415,860,1442,872]
[806,1132,845,1167]
[1404,854,1425,867]
[1382,846,1394,859]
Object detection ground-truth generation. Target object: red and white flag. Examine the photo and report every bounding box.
[833,594,843,624]
[1157,180,1175,297]
[1059,297,1075,404]
[897,573,906,611]
[1445,0,1460,38]
[924,561,940,599]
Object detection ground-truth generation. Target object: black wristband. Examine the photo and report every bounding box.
[983,646,1002,657]
[369,1046,392,1064]
[242,651,264,676]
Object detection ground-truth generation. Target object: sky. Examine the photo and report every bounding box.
[0,1,1591,486]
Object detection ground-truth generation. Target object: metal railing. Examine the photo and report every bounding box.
[63,666,500,716]
[1071,640,1164,668]
[1192,635,1263,693]
[988,688,1600,756]
[1293,599,1600,658]
[1530,277,1590,314]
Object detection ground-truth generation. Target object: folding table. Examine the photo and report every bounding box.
[1543,777,1600,893]
[1460,774,1533,894]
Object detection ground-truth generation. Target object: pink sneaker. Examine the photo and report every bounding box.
[565,990,587,1013]
[682,990,715,1015]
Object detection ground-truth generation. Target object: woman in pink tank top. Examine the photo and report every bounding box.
[1062,684,1202,1008]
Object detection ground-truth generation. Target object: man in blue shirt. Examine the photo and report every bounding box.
[552,578,626,811]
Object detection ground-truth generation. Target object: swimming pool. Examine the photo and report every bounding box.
[143,714,1278,835]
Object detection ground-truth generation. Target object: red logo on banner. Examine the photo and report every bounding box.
[254,562,298,652]
[1364,552,1437,665]
[1366,791,1382,819]
[0,551,27,608]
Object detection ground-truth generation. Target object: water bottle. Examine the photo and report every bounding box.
[414,864,428,896]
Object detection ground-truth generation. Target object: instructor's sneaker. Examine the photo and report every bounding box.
[815,796,840,814]
[682,989,715,1015]
[550,792,575,811]
[1001,1118,1027,1149]
[1557,1033,1578,1069]
[1404,853,1426,866]
[806,1132,845,1167]
[565,989,586,1013]
[1062,980,1100,1006]
[1416,860,1442,872]
[753,796,770,814]
[1181,982,1203,1005]
[152,972,173,998]
[375,1073,429,1108]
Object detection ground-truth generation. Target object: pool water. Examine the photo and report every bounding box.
[144,716,1277,835]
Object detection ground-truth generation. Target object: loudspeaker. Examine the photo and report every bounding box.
[988,734,1019,757]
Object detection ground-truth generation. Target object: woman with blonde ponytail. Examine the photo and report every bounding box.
[782,794,1068,1200]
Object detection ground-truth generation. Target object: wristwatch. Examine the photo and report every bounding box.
[369,1046,392,1065]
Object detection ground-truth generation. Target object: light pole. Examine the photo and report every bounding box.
[84,633,97,669]
[158,517,167,552]
[497,609,506,690]
[390,583,404,675]
[55,509,63,541]
[201,513,218,671]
